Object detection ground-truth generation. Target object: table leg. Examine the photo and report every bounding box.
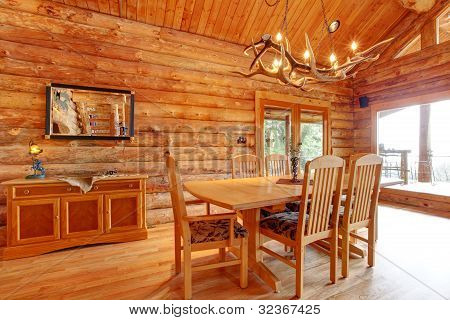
[241,208,282,292]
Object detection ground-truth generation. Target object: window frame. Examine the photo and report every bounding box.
[255,91,331,170]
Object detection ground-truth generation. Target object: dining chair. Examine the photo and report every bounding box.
[263,153,294,252]
[232,154,262,178]
[340,153,382,278]
[259,155,345,298]
[265,154,290,176]
[163,151,211,215]
[166,154,249,299]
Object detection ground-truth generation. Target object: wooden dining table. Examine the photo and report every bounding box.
[184,175,338,291]
[184,175,380,292]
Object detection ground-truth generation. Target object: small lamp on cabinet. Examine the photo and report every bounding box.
[26,140,46,179]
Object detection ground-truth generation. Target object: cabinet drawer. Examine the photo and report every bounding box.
[91,180,141,193]
[13,184,81,199]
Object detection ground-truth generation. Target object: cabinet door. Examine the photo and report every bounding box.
[104,192,143,233]
[11,198,60,246]
[61,195,103,239]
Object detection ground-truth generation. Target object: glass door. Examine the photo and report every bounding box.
[299,110,325,169]
[260,99,330,171]
[264,107,291,156]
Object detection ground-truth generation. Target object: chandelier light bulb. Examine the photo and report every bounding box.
[275,32,283,42]
[272,58,282,70]
[329,53,337,63]
[303,50,310,60]
[351,41,358,51]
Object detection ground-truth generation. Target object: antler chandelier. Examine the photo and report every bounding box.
[236,0,393,90]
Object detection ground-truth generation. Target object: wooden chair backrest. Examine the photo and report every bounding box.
[343,154,382,225]
[232,154,262,178]
[297,155,345,238]
[166,154,190,238]
[265,154,290,176]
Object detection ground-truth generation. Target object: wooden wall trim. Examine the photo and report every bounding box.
[380,190,450,219]
[255,91,332,109]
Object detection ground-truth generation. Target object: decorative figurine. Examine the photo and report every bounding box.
[26,140,46,179]
[119,122,128,136]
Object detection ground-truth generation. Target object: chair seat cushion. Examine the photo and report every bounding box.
[261,202,299,218]
[189,219,248,244]
[260,208,274,218]
[285,201,300,212]
[260,211,301,241]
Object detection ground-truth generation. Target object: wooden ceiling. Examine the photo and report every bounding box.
[54,0,409,65]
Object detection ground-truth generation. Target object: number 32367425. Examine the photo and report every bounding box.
[258,304,320,315]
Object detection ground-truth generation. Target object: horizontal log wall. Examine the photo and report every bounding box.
[353,41,450,153]
[0,0,354,227]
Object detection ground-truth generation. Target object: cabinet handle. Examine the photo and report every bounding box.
[23,189,30,195]
[129,184,133,188]
[94,186,99,190]
[55,215,60,221]
[67,187,72,192]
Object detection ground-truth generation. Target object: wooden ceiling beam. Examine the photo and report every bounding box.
[369,0,448,66]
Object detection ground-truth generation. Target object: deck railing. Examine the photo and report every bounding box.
[381,153,450,184]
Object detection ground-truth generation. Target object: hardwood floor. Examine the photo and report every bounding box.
[0,204,448,300]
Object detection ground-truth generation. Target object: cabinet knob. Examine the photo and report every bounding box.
[23,189,30,195]
[129,184,133,188]
[67,187,72,192]
[94,186,99,190]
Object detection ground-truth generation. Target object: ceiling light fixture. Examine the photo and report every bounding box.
[235,0,393,90]
[328,20,340,33]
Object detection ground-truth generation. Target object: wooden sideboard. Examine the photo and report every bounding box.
[0,175,148,260]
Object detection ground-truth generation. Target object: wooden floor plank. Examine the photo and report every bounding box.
[0,204,448,300]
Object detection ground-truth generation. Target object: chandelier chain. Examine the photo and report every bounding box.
[281,0,289,36]
[319,0,335,55]
[264,0,280,7]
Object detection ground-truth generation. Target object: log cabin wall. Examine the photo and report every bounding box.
[353,40,450,154]
[0,1,354,227]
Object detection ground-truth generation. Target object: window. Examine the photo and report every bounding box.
[257,94,330,170]
[264,107,291,156]
[436,7,449,44]
[299,110,324,168]
[394,35,421,59]
[376,100,450,196]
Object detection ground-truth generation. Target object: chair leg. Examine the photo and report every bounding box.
[341,230,350,278]
[368,220,376,267]
[295,246,305,299]
[330,229,338,284]
[219,248,226,262]
[240,237,248,289]
[174,225,181,274]
[183,241,192,300]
